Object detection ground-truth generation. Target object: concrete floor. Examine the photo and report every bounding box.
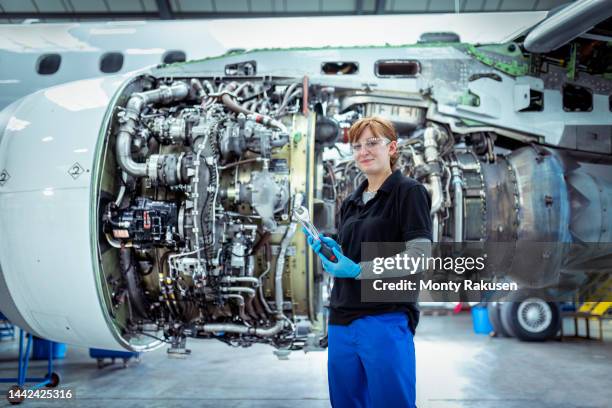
[1,314,610,408]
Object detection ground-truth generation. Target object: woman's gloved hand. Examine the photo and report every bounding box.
[303,227,341,253]
[302,227,360,279]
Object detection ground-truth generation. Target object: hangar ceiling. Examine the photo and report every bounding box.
[0,0,576,23]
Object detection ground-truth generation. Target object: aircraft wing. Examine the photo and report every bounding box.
[524,0,612,53]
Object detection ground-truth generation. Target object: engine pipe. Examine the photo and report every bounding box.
[115,82,190,180]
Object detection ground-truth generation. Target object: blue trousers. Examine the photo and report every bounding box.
[328,312,416,408]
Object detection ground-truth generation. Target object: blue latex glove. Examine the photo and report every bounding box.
[302,226,341,253]
[302,227,360,279]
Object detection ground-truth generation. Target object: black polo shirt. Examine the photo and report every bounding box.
[331,169,433,334]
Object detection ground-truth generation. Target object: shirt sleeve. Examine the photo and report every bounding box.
[399,184,433,242]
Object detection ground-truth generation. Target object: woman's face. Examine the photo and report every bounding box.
[352,126,397,175]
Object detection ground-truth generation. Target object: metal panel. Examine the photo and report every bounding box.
[215,0,250,12]
[576,125,612,154]
[70,0,109,13]
[392,0,428,12]
[428,0,455,13]
[463,0,486,11]
[173,0,214,12]
[286,0,319,12]
[503,0,537,11]
[250,0,275,12]
[322,0,357,12]
[0,0,37,12]
[482,0,502,11]
[32,0,67,13]
[106,0,147,12]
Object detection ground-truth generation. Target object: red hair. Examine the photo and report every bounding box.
[347,116,398,169]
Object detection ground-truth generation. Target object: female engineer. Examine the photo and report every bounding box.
[303,116,433,408]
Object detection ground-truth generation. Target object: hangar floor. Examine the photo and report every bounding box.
[1,313,610,408]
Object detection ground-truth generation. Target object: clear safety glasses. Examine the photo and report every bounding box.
[350,137,391,155]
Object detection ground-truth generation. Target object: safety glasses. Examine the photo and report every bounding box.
[350,137,391,155]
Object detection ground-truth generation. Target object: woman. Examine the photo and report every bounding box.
[303,116,432,408]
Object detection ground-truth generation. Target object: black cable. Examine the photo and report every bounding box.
[115,321,172,344]
[137,331,172,344]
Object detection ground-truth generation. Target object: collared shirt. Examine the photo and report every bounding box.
[331,169,433,334]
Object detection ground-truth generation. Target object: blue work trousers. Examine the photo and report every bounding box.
[327,312,416,408]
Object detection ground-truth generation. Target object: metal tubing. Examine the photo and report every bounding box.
[199,319,285,337]
[116,82,190,178]
[423,127,444,214]
[451,163,463,242]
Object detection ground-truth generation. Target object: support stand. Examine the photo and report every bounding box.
[1,329,61,405]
